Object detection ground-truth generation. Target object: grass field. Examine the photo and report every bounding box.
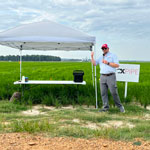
[0,100,150,141]
[0,61,150,108]
[0,61,150,142]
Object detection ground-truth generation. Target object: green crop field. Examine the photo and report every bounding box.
[0,61,150,108]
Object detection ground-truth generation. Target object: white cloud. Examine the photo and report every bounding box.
[84,9,105,18]
[51,0,90,6]
[0,0,150,60]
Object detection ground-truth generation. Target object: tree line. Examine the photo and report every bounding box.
[0,55,61,61]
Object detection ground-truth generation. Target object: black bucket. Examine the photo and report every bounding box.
[73,70,84,82]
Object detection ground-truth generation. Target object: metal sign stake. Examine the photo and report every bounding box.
[124,81,128,99]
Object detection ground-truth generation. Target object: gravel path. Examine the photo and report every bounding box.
[0,133,150,150]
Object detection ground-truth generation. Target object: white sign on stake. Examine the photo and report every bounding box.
[116,64,140,98]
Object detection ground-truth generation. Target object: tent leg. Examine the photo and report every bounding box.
[20,46,22,81]
[91,57,94,87]
[94,45,98,109]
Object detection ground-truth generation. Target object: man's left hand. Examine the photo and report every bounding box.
[102,60,108,64]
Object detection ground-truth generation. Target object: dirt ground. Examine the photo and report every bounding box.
[0,133,150,150]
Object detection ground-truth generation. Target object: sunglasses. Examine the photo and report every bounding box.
[102,48,107,50]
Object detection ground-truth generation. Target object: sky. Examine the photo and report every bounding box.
[0,0,150,61]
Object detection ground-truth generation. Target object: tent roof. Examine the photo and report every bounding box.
[0,21,95,51]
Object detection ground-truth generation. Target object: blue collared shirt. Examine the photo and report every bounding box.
[96,52,119,74]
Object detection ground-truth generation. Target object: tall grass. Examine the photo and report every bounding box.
[0,61,150,108]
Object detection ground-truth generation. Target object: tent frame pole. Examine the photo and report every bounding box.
[91,52,94,87]
[94,44,98,109]
[20,45,22,81]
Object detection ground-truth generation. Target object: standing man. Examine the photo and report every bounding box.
[91,44,125,113]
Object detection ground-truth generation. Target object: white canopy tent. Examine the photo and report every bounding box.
[0,21,98,108]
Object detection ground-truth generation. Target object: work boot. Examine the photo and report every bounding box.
[120,106,125,113]
[99,108,108,112]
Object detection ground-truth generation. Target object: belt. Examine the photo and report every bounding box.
[101,73,114,76]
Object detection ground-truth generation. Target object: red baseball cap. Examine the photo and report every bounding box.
[101,44,109,49]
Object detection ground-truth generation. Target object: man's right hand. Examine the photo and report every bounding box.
[91,51,96,66]
[91,51,94,58]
